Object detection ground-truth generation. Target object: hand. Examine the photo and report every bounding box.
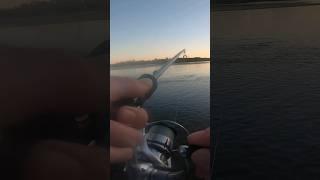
[0,46,106,126]
[188,128,210,180]
[110,76,151,163]
[0,47,108,180]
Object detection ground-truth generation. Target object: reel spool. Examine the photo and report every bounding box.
[126,121,195,180]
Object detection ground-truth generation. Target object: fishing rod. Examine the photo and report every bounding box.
[124,49,202,180]
[132,49,186,107]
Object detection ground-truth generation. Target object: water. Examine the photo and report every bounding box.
[213,4,320,180]
[111,62,210,136]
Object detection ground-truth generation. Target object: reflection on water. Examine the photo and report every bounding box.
[111,62,210,134]
[214,5,320,180]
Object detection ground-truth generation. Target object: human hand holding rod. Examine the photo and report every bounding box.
[111,49,211,180]
[0,46,210,180]
[110,49,186,163]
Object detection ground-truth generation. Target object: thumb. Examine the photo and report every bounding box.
[188,128,210,147]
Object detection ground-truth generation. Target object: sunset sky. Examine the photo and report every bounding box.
[110,0,210,63]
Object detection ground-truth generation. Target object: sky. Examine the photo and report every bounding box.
[110,0,210,63]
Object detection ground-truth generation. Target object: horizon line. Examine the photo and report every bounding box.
[111,56,210,65]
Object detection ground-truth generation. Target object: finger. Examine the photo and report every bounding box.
[191,148,210,180]
[110,120,143,147]
[188,128,210,147]
[24,140,108,180]
[117,106,148,129]
[110,146,133,163]
[110,76,152,102]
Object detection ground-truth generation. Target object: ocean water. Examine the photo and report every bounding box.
[111,62,210,136]
[213,4,320,180]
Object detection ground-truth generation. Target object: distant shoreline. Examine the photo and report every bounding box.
[111,57,210,69]
[214,2,320,11]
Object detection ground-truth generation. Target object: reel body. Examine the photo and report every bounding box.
[125,121,195,180]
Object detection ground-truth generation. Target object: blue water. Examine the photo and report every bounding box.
[111,62,210,134]
[213,4,320,180]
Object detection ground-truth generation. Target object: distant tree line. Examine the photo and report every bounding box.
[112,57,210,67]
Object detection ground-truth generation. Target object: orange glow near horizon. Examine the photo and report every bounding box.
[111,47,210,64]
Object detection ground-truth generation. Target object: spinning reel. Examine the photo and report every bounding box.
[125,120,199,180]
